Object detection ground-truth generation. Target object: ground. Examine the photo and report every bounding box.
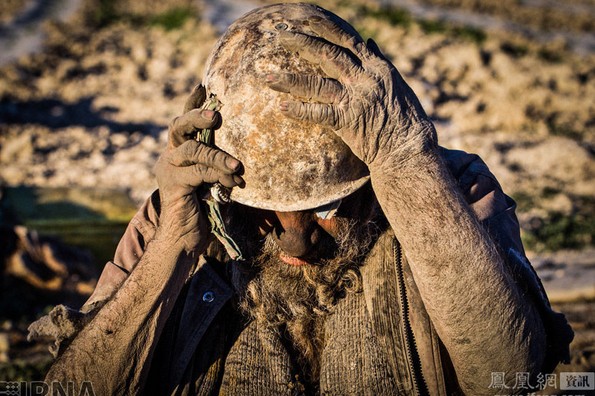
[0,0,593,391]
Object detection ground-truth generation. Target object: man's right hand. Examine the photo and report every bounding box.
[154,85,244,252]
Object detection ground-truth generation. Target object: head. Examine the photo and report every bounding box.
[202,3,381,379]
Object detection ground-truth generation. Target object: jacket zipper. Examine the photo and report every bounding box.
[394,240,430,396]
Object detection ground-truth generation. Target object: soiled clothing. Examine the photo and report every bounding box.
[73,148,573,395]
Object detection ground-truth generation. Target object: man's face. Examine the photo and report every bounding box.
[240,184,374,267]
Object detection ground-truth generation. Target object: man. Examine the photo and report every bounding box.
[30,4,573,395]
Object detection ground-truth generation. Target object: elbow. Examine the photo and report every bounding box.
[456,310,548,395]
[514,317,548,377]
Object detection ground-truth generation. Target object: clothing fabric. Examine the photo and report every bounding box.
[80,147,573,395]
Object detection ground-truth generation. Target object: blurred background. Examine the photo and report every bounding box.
[0,0,593,388]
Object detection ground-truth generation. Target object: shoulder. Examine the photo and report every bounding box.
[439,146,512,222]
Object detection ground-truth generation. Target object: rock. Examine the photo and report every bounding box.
[531,248,595,303]
[506,136,594,196]
[0,132,33,164]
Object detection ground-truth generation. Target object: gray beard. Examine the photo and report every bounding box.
[230,215,381,382]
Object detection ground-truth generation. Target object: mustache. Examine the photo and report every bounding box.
[240,215,377,322]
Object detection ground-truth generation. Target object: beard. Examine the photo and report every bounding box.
[229,210,382,383]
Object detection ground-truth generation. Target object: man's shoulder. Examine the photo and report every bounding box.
[439,146,498,183]
[439,146,504,192]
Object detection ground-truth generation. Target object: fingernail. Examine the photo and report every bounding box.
[279,101,289,111]
[226,157,240,170]
[266,73,279,83]
[309,16,322,23]
[201,110,215,120]
[233,175,245,188]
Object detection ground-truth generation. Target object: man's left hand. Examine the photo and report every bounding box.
[266,18,437,169]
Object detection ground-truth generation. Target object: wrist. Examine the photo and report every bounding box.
[368,122,439,179]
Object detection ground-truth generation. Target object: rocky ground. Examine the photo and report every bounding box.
[0,0,593,388]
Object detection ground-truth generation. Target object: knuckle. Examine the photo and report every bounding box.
[337,107,348,128]
[181,139,198,157]
[302,34,316,46]
[288,73,299,86]
[294,103,308,120]
[204,146,219,164]
[213,150,231,169]
[168,116,180,131]
[320,79,335,97]
[326,45,342,60]
[192,164,207,179]
[201,167,219,183]
[322,106,337,126]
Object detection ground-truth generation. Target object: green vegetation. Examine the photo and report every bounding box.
[91,0,119,27]
[522,209,594,252]
[420,20,486,44]
[356,4,486,44]
[2,187,137,268]
[148,7,195,30]
[513,192,594,252]
[90,0,197,30]
[361,5,413,28]
[0,359,53,382]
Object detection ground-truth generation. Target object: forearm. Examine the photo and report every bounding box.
[45,233,195,394]
[370,148,545,393]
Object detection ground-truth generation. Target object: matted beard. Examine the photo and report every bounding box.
[231,214,380,383]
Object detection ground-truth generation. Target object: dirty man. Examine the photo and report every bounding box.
[29,3,573,395]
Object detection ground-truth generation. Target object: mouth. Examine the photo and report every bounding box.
[279,252,311,266]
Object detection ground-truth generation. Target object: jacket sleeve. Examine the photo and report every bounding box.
[28,191,163,357]
[441,147,574,373]
[82,190,161,311]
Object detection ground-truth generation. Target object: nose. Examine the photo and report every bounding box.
[273,211,320,257]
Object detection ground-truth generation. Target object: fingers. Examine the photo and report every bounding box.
[169,140,241,173]
[307,15,369,58]
[171,165,243,189]
[183,84,206,114]
[266,73,344,104]
[279,100,341,129]
[278,31,364,80]
[160,140,244,189]
[168,108,218,149]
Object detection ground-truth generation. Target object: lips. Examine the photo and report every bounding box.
[279,252,310,266]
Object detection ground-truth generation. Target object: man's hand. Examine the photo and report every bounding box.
[266,18,437,169]
[154,85,244,251]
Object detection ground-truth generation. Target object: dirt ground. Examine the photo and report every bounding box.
[0,0,593,389]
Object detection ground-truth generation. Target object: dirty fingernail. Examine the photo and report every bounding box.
[202,110,215,120]
[280,101,289,111]
[309,16,322,23]
[266,73,280,83]
[226,157,240,170]
[233,175,245,187]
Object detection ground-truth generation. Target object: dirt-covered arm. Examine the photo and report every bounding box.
[44,234,197,394]
[370,148,546,393]
[267,19,547,394]
[41,86,244,393]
